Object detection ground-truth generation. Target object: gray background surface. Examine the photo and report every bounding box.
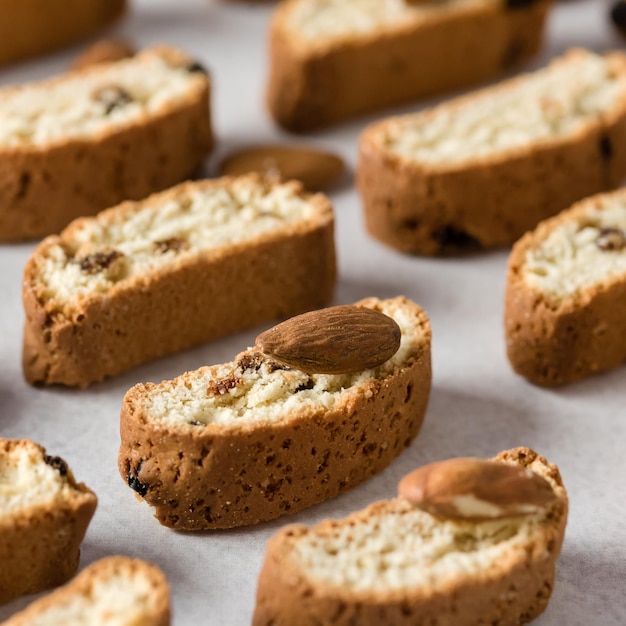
[0,0,625,624]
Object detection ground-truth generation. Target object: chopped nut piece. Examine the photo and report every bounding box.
[153,237,189,254]
[596,227,626,251]
[207,375,240,396]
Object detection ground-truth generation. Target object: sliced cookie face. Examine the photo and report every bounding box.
[253,447,568,626]
[118,296,432,530]
[1,557,170,626]
[0,45,213,242]
[268,0,551,131]
[506,189,626,385]
[0,439,97,605]
[358,49,626,255]
[22,175,336,388]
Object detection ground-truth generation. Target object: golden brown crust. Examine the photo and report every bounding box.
[22,178,336,388]
[267,0,551,132]
[0,46,213,242]
[253,447,568,626]
[357,51,626,256]
[0,439,97,605]
[1,557,170,626]
[505,191,626,386]
[117,297,431,530]
[0,0,127,67]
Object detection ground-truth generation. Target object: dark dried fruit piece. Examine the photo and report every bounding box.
[599,135,613,160]
[77,250,124,274]
[596,227,626,251]
[256,305,401,374]
[92,84,133,115]
[44,455,68,477]
[153,237,189,254]
[128,464,149,497]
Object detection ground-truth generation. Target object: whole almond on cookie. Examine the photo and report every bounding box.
[255,305,401,374]
[398,458,556,521]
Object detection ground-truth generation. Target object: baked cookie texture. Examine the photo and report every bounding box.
[253,447,568,626]
[267,0,552,132]
[506,189,626,386]
[0,45,213,242]
[1,556,170,626]
[0,0,126,67]
[118,296,432,530]
[22,175,336,388]
[0,439,97,605]
[358,49,626,255]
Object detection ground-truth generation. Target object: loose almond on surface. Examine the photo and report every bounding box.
[255,305,401,374]
[218,144,345,191]
[398,457,557,521]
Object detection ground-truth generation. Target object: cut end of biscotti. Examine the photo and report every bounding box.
[253,448,567,626]
[363,48,626,168]
[119,296,431,529]
[0,438,95,516]
[1,557,170,626]
[505,188,626,386]
[0,45,208,148]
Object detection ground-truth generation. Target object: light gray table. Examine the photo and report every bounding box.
[1,1,624,624]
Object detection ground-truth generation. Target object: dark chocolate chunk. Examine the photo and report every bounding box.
[92,84,133,115]
[596,227,626,251]
[44,455,68,476]
[77,250,123,274]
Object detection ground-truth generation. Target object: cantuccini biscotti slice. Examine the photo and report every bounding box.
[22,175,336,388]
[1,557,170,626]
[253,447,568,626]
[268,0,552,132]
[506,189,626,386]
[118,296,431,530]
[0,0,126,67]
[358,49,626,255]
[0,439,97,605]
[0,45,213,242]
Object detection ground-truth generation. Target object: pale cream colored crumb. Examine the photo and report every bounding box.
[0,442,74,515]
[142,301,425,426]
[523,198,626,298]
[36,179,315,309]
[289,499,547,592]
[21,573,158,626]
[0,52,204,147]
[284,0,491,43]
[381,51,625,165]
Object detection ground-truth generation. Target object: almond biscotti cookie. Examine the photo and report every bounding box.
[506,189,626,386]
[0,439,97,605]
[268,0,552,132]
[253,447,568,626]
[118,296,431,530]
[23,175,336,388]
[0,45,213,242]
[1,557,170,626]
[0,0,126,67]
[358,49,626,255]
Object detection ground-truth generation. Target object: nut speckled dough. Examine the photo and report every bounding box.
[267,0,552,132]
[358,49,626,255]
[506,188,626,386]
[0,0,126,67]
[118,296,431,530]
[0,439,97,605]
[23,175,336,388]
[0,46,213,242]
[253,447,568,626]
[1,557,170,626]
